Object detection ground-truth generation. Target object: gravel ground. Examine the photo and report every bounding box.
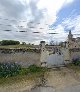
[0,79,35,92]
[0,67,80,92]
[46,67,80,90]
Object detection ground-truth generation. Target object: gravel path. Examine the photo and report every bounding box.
[0,67,80,92]
[0,79,35,92]
[45,67,80,91]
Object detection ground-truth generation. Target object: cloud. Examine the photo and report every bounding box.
[0,0,26,18]
[29,0,43,22]
[37,0,66,24]
[65,0,74,4]
[0,0,75,44]
[50,14,80,42]
[62,15,80,34]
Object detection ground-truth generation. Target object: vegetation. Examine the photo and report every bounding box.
[0,63,47,85]
[66,63,80,75]
[0,63,47,78]
[0,44,34,49]
[0,75,28,85]
[67,59,80,73]
[0,44,27,49]
[0,40,20,45]
[0,62,21,78]
[19,65,47,77]
[49,40,54,45]
[21,42,26,45]
[72,58,80,66]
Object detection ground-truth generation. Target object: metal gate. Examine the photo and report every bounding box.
[46,53,64,68]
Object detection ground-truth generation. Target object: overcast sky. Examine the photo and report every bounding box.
[0,0,80,44]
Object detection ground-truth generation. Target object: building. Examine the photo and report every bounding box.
[40,30,80,67]
[67,30,80,61]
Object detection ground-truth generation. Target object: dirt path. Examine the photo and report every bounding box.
[0,67,80,92]
[66,67,80,82]
[0,79,36,92]
[45,67,80,90]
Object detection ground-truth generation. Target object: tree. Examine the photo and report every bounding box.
[49,40,54,45]
[22,42,26,45]
[1,40,20,45]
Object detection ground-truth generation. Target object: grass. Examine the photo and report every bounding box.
[67,63,80,73]
[0,44,35,49]
[0,44,28,49]
[0,44,40,52]
[0,75,27,86]
[0,65,47,86]
[0,72,46,86]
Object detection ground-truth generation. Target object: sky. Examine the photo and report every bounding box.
[0,0,80,44]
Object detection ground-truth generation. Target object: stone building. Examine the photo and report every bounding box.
[67,30,80,61]
[40,30,80,67]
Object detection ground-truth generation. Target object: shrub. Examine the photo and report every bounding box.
[0,62,21,78]
[0,63,47,78]
[72,58,80,66]
[28,65,47,73]
[19,68,28,75]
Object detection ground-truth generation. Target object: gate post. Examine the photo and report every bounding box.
[40,41,47,67]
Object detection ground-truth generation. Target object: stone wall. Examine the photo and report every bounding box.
[70,49,80,61]
[61,48,70,64]
[0,49,40,67]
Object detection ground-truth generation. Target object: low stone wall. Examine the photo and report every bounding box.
[0,49,40,67]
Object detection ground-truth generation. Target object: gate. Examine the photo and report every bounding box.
[46,53,64,68]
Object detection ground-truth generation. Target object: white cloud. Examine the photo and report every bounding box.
[37,0,65,24]
[0,0,75,44]
[37,0,74,24]
[53,15,80,41]
[66,0,74,4]
[62,15,80,34]
[38,0,65,15]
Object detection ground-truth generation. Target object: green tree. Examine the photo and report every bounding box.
[1,40,20,45]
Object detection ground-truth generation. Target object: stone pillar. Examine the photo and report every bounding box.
[40,41,47,67]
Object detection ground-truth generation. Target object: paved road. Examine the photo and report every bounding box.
[29,85,80,92]
[30,86,55,92]
[57,85,80,92]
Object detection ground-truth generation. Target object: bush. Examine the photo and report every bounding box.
[28,65,47,73]
[72,58,80,66]
[0,63,47,78]
[0,62,21,78]
[19,68,28,75]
